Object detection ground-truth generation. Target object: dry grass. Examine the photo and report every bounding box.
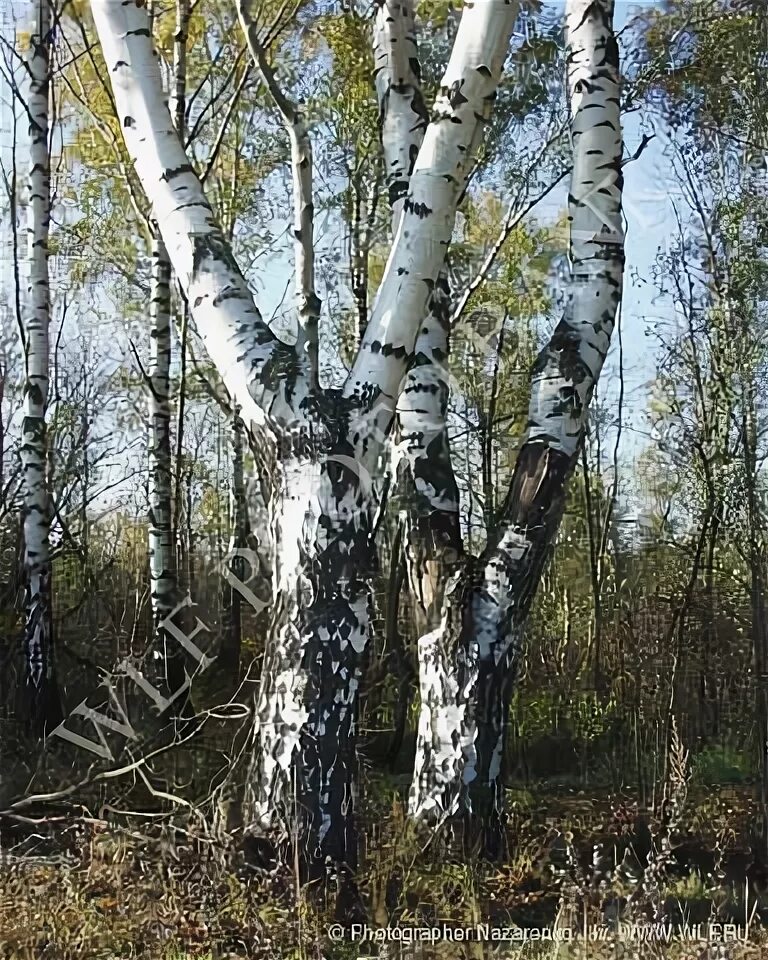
[1,778,767,959]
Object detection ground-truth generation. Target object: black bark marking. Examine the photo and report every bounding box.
[161,164,195,181]
[389,179,408,207]
[404,198,432,219]
[445,79,468,109]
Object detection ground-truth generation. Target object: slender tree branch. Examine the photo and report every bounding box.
[238,1,320,389]
[201,64,252,184]
[450,143,569,327]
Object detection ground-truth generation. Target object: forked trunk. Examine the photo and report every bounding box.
[343,0,521,452]
[409,0,625,854]
[93,0,519,874]
[247,0,520,872]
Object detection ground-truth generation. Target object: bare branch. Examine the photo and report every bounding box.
[450,157,569,328]
[238,1,320,389]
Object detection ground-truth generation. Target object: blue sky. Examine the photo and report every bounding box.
[530,2,685,472]
[0,0,687,510]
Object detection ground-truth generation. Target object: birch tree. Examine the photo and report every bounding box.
[146,233,178,672]
[372,0,428,229]
[409,0,625,854]
[237,0,320,388]
[374,0,462,632]
[146,0,189,691]
[19,0,61,730]
[374,0,467,832]
[91,0,521,873]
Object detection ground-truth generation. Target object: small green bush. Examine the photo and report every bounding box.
[692,745,752,785]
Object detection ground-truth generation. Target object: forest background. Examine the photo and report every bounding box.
[1,0,768,957]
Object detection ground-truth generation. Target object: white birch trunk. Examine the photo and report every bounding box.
[286,108,319,384]
[236,2,368,870]
[170,0,189,137]
[373,0,429,227]
[91,0,299,431]
[374,0,466,797]
[95,0,519,874]
[20,0,60,729]
[221,406,248,671]
[399,277,467,820]
[147,233,178,646]
[344,0,521,465]
[242,436,375,871]
[371,0,468,824]
[396,278,462,602]
[524,0,624,460]
[145,1,191,695]
[409,0,625,844]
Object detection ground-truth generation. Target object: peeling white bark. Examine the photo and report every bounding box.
[20,0,58,726]
[248,454,319,827]
[408,567,472,821]
[91,0,298,431]
[244,441,374,870]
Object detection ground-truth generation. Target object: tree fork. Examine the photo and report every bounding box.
[463,0,625,850]
[408,0,625,848]
[93,0,521,877]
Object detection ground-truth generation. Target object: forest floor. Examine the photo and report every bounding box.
[0,781,767,959]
